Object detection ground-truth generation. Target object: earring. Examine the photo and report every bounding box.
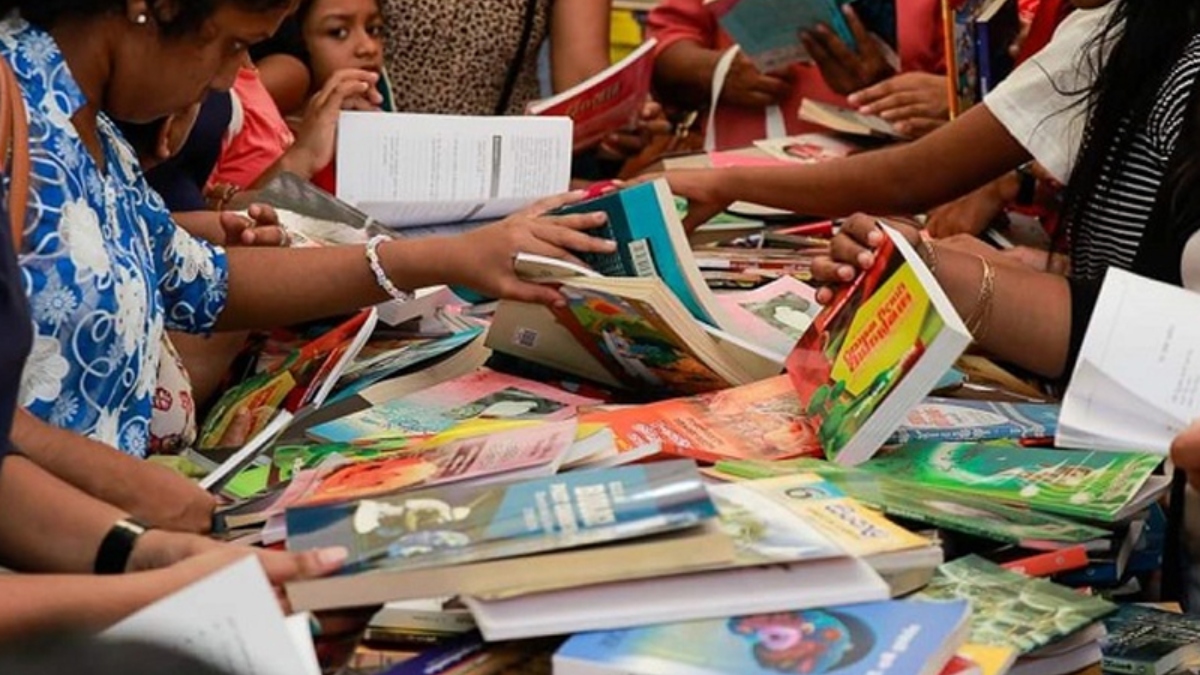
[134,13,148,24]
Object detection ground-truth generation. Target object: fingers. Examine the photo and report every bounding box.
[535,211,609,233]
[248,203,279,227]
[811,23,858,64]
[639,100,663,119]
[521,189,590,216]
[831,230,876,270]
[812,254,857,284]
[258,546,350,586]
[530,218,617,253]
[841,4,873,48]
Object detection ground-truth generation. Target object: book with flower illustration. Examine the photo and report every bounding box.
[305,368,599,444]
[787,224,972,465]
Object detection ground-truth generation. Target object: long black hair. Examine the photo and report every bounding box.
[0,0,291,37]
[1060,0,1200,256]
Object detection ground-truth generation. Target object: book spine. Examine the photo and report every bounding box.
[1001,545,1089,577]
[976,19,993,96]
[1098,657,1156,675]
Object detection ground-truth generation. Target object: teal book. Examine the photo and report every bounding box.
[887,397,1059,444]
[554,599,970,675]
[328,326,483,403]
[1102,604,1200,675]
[915,555,1116,655]
[861,441,1166,522]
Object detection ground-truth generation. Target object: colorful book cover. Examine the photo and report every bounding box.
[329,326,484,403]
[861,441,1163,521]
[708,0,857,72]
[526,39,657,151]
[308,368,599,443]
[956,643,1017,675]
[946,0,989,115]
[1101,604,1200,675]
[554,599,970,675]
[708,480,845,565]
[583,376,820,464]
[787,226,971,465]
[716,276,822,356]
[300,421,578,505]
[286,459,717,574]
[915,555,1116,654]
[888,398,1060,444]
[715,458,1111,545]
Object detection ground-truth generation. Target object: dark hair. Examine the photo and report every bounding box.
[1060,0,1200,257]
[1,0,290,37]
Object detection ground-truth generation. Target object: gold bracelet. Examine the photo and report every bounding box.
[917,236,939,275]
[965,255,996,342]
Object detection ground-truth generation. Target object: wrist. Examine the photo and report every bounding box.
[278,146,322,180]
[95,516,152,575]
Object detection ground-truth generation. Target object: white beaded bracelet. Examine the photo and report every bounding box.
[365,235,413,303]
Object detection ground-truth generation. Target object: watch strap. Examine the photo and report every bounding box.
[1015,164,1038,206]
[94,517,151,575]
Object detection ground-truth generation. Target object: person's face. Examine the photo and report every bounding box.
[107,1,290,123]
[301,0,385,88]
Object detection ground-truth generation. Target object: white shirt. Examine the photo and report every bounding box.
[984,5,1118,183]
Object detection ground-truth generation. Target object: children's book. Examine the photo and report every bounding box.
[799,99,907,140]
[284,461,734,610]
[888,397,1060,444]
[328,325,484,403]
[553,599,971,675]
[1101,604,1200,675]
[862,441,1167,522]
[915,555,1116,655]
[716,276,823,356]
[1059,268,1200,455]
[526,39,657,151]
[583,376,819,463]
[306,368,598,443]
[787,223,972,465]
[714,458,1112,546]
[336,112,571,229]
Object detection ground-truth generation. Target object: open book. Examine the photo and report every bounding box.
[527,39,658,151]
[799,99,906,140]
[1058,268,1200,454]
[336,112,572,228]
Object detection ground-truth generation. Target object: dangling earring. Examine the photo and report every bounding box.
[134,13,148,24]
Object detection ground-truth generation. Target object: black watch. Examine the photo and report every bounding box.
[1015,163,1038,206]
[94,517,152,575]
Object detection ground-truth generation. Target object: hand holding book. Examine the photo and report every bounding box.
[800,5,896,95]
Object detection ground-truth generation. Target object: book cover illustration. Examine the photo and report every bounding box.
[708,480,844,565]
[1101,604,1200,675]
[861,442,1163,522]
[888,398,1060,444]
[584,376,819,464]
[715,458,1111,546]
[717,276,822,356]
[286,460,717,574]
[552,284,730,395]
[707,0,858,72]
[329,326,484,402]
[787,229,969,465]
[300,421,578,505]
[915,555,1116,654]
[554,599,970,675]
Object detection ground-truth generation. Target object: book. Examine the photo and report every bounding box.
[583,376,818,463]
[306,368,597,443]
[103,557,320,675]
[715,276,822,356]
[1058,268,1200,455]
[958,643,1019,675]
[336,112,571,229]
[915,555,1117,654]
[284,461,735,610]
[378,632,560,675]
[973,0,1020,97]
[526,39,657,151]
[999,545,1090,577]
[943,0,988,116]
[754,133,860,163]
[328,325,484,403]
[787,223,972,465]
[888,397,1060,444]
[1101,604,1200,675]
[553,599,971,675]
[862,441,1167,522]
[799,99,907,140]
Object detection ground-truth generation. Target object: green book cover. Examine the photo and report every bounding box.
[715,458,1110,545]
[915,555,1116,654]
[860,442,1163,522]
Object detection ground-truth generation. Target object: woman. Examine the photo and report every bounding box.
[6,0,612,506]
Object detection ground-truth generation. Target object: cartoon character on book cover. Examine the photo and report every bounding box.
[787,234,939,460]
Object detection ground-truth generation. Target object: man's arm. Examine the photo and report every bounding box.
[10,411,215,533]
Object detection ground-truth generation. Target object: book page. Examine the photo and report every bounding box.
[103,557,319,675]
[337,112,572,228]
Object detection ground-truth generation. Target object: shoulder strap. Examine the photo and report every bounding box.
[0,57,29,250]
[494,0,541,116]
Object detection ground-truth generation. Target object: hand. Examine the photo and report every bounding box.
[847,72,950,137]
[925,174,1015,239]
[801,5,895,96]
[285,69,382,179]
[811,213,920,303]
[596,100,673,161]
[128,460,218,533]
[1173,421,1200,490]
[219,204,291,247]
[662,169,733,232]
[443,192,616,305]
[722,53,795,108]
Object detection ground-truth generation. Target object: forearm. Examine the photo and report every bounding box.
[550,0,612,92]
[653,41,721,108]
[172,211,227,245]
[716,106,1031,216]
[0,570,185,639]
[0,454,125,572]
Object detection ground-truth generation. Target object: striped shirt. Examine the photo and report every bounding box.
[1068,35,1200,281]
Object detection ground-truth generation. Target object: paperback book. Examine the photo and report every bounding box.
[799,99,906,140]
[888,397,1060,444]
[715,275,822,356]
[1101,604,1200,675]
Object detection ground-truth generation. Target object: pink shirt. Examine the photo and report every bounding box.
[209,67,295,189]
[648,0,944,150]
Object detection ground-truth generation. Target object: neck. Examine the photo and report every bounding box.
[48,15,120,122]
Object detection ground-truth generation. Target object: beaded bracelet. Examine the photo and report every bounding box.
[365,235,413,303]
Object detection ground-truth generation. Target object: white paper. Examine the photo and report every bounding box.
[337,112,572,228]
[104,557,319,675]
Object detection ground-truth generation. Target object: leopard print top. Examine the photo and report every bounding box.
[382,0,553,116]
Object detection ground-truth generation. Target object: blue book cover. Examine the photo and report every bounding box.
[1101,604,1200,675]
[286,459,717,574]
[554,600,970,675]
[887,398,1060,444]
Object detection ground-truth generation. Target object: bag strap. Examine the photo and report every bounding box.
[0,57,29,250]
[495,0,540,116]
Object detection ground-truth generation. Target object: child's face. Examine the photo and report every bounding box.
[302,0,385,88]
